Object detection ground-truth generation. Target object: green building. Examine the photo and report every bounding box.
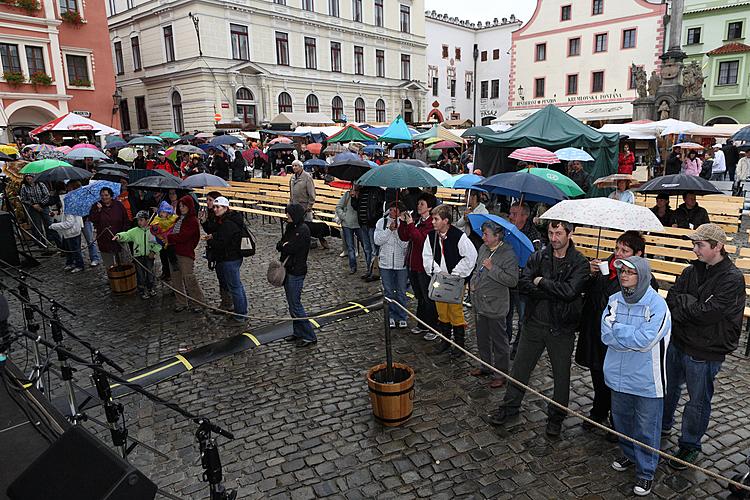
[681,0,750,125]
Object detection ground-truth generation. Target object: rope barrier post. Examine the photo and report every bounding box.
[383,296,394,383]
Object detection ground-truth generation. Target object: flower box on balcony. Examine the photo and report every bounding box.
[60,10,83,25]
[29,71,52,86]
[2,70,25,87]
[69,77,91,87]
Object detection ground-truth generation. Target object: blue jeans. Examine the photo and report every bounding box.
[611,391,663,481]
[662,343,722,451]
[360,225,376,275]
[215,259,247,320]
[343,227,369,272]
[82,220,102,263]
[380,268,408,322]
[284,274,316,341]
[63,235,83,269]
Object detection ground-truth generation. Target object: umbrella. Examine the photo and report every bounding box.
[423,167,452,183]
[525,168,585,198]
[70,143,99,151]
[93,169,129,182]
[128,175,183,191]
[268,136,293,145]
[64,148,109,161]
[637,174,721,195]
[117,147,138,162]
[431,140,461,150]
[98,163,131,172]
[323,143,345,154]
[55,146,72,154]
[268,142,296,152]
[467,214,535,267]
[673,142,704,150]
[0,152,15,161]
[509,146,560,164]
[242,147,267,162]
[104,138,127,149]
[0,145,18,156]
[398,159,428,168]
[328,159,372,181]
[555,147,594,162]
[475,171,568,205]
[462,126,493,137]
[362,145,384,155]
[210,135,243,146]
[731,125,750,143]
[307,143,323,155]
[173,144,206,155]
[128,168,176,184]
[356,161,442,189]
[442,173,484,190]
[23,144,56,153]
[63,180,122,217]
[35,165,92,183]
[180,133,196,141]
[393,143,412,150]
[127,137,162,146]
[593,173,641,189]
[738,144,750,152]
[179,173,230,188]
[303,159,327,170]
[329,180,352,190]
[19,159,72,174]
[333,151,360,163]
[195,132,214,139]
[160,131,180,140]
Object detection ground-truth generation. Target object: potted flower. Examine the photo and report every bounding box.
[70,77,91,87]
[3,70,25,87]
[60,9,83,25]
[29,71,52,86]
[5,0,40,14]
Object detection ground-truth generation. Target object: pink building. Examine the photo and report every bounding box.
[0,0,119,142]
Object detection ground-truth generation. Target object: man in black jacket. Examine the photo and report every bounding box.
[489,220,589,436]
[351,186,385,281]
[665,147,682,175]
[672,193,710,229]
[723,139,739,182]
[663,224,746,469]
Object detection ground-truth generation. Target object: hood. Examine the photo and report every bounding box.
[617,256,651,304]
[286,203,306,226]
[158,201,175,214]
[178,194,195,213]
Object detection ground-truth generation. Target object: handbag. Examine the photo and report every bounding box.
[426,235,464,304]
[267,257,289,287]
[240,224,256,257]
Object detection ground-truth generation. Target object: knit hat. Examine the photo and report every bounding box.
[135,210,150,220]
[158,201,174,214]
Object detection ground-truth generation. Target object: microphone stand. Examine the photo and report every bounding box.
[91,351,128,459]
[196,419,237,500]
[49,303,82,424]
[16,273,45,393]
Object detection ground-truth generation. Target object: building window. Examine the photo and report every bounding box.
[400,5,410,33]
[171,92,184,132]
[328,0,339,16]
[480,80,488,98]
[375,99,386,122]
[592,0,603,15]
[561,5,571,21]
[465,80,472,99]
[374,0,383,27]
[450,79,456,98]
[728,21,743,40]
[400,54,410,80]
[131,37,142,71]
[305,37,317,69]
[276,32,289,66]
[493,49,500,60]
[231,24,250,60]
[534,78,545,98]
[119,98,131,132]
[686,27,701,45]
[480,50,487,62]
[113,41,124,75]
[25,46,45,76]
[594,33,608,53]
[65,54,89,85]
[622,28,636,49]
[455,47,461,60]
[352,0,362,22]
[718,60,739,85]
[566,74,578,95]
[535,43,546,61]
[568,37,580,56]
[332,96,343,120]
[376,49,385,77]
[135,96,148,130]
[354,45,364,75]
[354,97,366,122]
[278,92,293,113]
[331,41,341,72]
[442,45,448,58]
[274,0,286,4]
[236,88,256,125]
[109,0,116,14]
[302,0,314,11]
[306,94,319,113]
[403,99,413,123]
[59,0,77,14]
[431,77,439,96]
[163,26,175,62]
[592,71,604,92]
[490,79,499,99]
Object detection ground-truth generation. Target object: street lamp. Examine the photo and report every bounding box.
[517,85,525,101]
[111,87,122,115]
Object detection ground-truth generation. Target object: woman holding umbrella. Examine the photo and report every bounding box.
[89,187,129,268]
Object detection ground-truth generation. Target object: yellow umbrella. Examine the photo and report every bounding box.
[117,147,138,162]
[424,137,442,145]
[0,144,19,155]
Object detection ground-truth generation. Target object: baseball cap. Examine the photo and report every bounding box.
[711,144,721,149]
[613,258,636,270]
[687,223,726,245]
[157,150,166,155]
[214,196,230,207]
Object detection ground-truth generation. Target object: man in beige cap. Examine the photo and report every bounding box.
[663,223,746,469]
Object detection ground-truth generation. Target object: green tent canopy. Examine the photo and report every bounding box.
[326,124,378,143]
[475,105,619,197]
[378,115,413,144]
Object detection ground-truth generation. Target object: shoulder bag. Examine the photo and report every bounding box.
[427,235,464,305]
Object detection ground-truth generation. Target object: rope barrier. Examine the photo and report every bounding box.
[383,297,750,493]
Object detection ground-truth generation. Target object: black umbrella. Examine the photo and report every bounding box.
[128,168,179,184]
[637,174,722,195]
[0,152,16,161]
[738,144,750,152]
[268,142,296,152]
[93,169,129,182]
[128,175,184,191]
[35,165,92,183]
[398,159,428,168]
[180,133,196,141]
[731,125,750,143]
[174,144,206,155]
[210,135,243,146]
[327,159,372,181]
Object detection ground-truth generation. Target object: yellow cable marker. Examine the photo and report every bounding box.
[242,332,261,346]
[175,354,194,371]
[110,359,183,389]
[309,319,321,328]
[348,301,370,313]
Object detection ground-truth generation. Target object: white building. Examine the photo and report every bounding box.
[502,0,666,125]
[106,0,428,134]
[425,11,522,126]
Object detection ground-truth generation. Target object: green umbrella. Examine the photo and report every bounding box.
[525,167,585,198]
[356,161,442,189]
[159,131,180,140]
[19,159,73,174]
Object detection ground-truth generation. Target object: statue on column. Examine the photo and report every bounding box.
[632,64,648,98]
[658,100,671,120]
[682,61,705,97]
[648,70,661,96]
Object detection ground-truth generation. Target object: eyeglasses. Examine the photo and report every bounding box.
[618,268,637,276]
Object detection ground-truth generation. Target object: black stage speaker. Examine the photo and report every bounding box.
[7,426,157,500]
[0,211,20,267]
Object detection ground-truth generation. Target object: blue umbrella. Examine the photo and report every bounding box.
[443,173,484,189]
[210,135,243,146]
[332,151,360,163]
[554,147,594,162]
[393,143,412,150]
[731,125,750,142]
[363,145,384,155]
[475,171,568,205]
[64,180,122,217]
[303,159,327,170]
[64,148,109,161]
[104,138,127,149]
[467,214,535,267]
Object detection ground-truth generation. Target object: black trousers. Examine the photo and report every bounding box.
[590,368,612,422]
[410,270,437,329]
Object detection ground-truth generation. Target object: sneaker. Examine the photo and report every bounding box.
[389,318,396,328]
[296,338,317,348]
[633,478,653,497]
[611,456,634,472]
[148,289,158,297]
[284,335,300,342]
[339,251,346,257]
[70,267,83,273]
[545,420,562,437]
[398,320,408,329]
[63,265,73,271]
[90,261,100,267]
[423,332,438,341]
[410,326,425,335]
[487,407,519,426]
[140,292,150,300]
[668,447,700,470]
[349,268,357,275]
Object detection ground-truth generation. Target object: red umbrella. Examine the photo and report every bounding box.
[269,136,293,145]
[329,180,352,190]
[242,147,267,162]
[508,146,560,164]
[431,140,461,150]
[307,143,323,155]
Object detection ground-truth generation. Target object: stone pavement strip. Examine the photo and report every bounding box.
[5,222,750,499]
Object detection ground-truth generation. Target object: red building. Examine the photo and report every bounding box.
[0,0,119,142]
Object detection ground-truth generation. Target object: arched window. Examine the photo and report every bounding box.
[331,96,343,121]
[236,87,254,101]
[278,92,293,113]
[403,99,413,123]
[306,94,319,113]
[375,99,386,122]
[236,87,257,126]
[171,91,184,132]
[354,97,366,122]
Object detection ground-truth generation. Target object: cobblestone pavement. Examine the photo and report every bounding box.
[5,222,750,499]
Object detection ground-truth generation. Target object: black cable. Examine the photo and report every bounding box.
[1,365,57,443]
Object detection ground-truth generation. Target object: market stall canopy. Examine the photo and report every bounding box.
[441,118,473,129]
[377,115,414,144]
[29,113,120,137]
[598,123,657,140]
[609,118,737,138]
[269,112,334,127]
[412,124,464,144]
[326,124,378,143]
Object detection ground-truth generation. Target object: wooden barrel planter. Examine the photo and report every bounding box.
[107,263,137,296]
[367,362,415,427]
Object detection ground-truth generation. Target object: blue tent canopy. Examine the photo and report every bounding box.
[377,115,415,144]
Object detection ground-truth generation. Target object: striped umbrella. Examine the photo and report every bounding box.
[23,144,56,153]
[509,146,560,164]
[554,147,594,162]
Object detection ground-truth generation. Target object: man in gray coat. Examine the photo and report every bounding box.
[289,160,316,222]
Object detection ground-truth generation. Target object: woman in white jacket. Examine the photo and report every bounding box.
[374,201,409,329]
[49,189,85,273]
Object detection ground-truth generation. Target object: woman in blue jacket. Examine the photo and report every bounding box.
[601,256,671,497]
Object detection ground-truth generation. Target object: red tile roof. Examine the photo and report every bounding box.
[707,43,750,56]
